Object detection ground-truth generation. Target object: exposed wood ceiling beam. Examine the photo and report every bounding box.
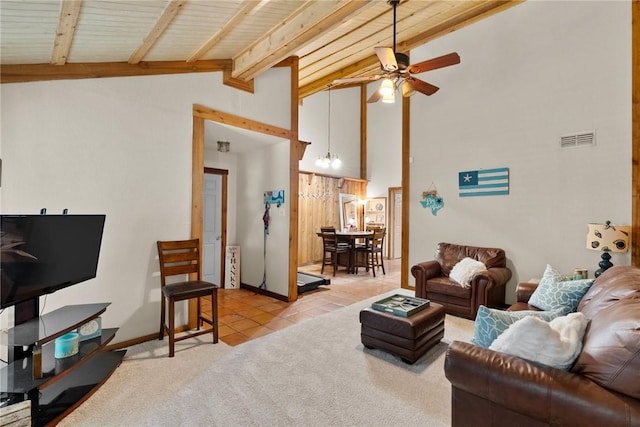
[51,0,82,65]
[128,0,187,64]
[187,0,260,63]
[0,60,230,84]
[193,104,293,140]
[299,0,522,99]
[2,57,304,85]
[300,54,381,99]
[232,0,373,81]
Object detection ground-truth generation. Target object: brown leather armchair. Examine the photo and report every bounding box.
[411,242,512,319]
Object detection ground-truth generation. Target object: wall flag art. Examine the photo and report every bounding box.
[420,183,444,215]
[458,167,509,197]
[264,190,285,207]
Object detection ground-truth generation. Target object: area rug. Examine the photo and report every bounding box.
[60,290,474,426]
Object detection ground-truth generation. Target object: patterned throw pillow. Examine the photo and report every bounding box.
[528,264,594,312]
[471,305,567,348]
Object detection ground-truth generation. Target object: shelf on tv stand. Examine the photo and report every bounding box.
[1,303,125,426]
[2,328,119,393]
[8,303,110,347]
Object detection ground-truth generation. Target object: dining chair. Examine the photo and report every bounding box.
[356,228,386,277]
[320,229,351,276]
[156,239,219,357]
[321,226,350,247]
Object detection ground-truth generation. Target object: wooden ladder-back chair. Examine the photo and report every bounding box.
[320,229,351,276]
[321,225,350,248]
[356,228,386,277]
[157,239,219,357]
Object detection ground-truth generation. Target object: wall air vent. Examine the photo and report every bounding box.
[560,131,595,149]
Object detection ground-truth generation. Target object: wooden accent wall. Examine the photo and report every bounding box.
[298,172,367,265]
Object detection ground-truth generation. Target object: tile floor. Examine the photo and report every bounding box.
[204,258,402,346]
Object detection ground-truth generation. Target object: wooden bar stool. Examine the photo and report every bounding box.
[157,239,219,357]
[356,228,386,277]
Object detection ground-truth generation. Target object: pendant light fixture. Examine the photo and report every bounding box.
[315,86,341,169]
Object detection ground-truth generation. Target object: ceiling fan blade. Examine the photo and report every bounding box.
[409,78,439,96]
[333,75,383,85]
[367,89,382,103]
[408,52,460,74]
[374,47,398,72]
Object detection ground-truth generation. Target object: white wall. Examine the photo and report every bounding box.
[298,83,403,202]
[0,68,291,347]
[299,87,361,178]
[366,85,402,198]
[237,141,291,295]
[408,1,631,302]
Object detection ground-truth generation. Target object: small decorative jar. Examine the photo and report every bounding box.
[54,332,80,359]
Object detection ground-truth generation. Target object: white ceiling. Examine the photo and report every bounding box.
[0,0,519,99]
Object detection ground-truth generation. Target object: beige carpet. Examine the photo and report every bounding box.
[60,290,474,427]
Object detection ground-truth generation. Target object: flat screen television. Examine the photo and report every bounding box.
[1,214,106,309]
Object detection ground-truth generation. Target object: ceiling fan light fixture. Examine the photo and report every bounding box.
[401,80,415,97]
[381,90,395,104]
[379,78,394,96]
[331,0,459,102]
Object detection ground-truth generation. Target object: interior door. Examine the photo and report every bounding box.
[203,173,222,284]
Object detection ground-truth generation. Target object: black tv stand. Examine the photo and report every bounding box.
[1,300,125,426]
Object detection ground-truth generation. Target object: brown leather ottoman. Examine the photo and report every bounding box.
[359,302,445,364]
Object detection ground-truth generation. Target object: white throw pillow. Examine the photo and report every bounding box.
[449,257,486,288]
[489,312,588,370]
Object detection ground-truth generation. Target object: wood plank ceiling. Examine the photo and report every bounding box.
[0,0,520,98]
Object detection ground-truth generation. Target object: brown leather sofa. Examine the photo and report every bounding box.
[411,242,512,319]
[444,265,640,427]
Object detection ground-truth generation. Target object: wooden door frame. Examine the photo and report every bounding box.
[191,105,296,307]
[632,1,639,267]
[190,60,300,328]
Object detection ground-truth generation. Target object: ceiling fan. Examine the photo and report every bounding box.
[332,0,461,103]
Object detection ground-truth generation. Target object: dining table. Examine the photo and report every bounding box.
[317,230,373,274]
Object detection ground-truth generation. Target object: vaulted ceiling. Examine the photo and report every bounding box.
[0,0,520,98]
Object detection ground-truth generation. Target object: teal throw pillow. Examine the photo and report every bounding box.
[471,305,567,348]
[528,265,594,312]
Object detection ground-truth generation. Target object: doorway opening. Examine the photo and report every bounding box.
[203,168,228,288]
[388,187,402,260]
